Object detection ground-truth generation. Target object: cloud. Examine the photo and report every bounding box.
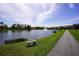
[63,16,79,24]
[0,3,58,26]
[69,3,75,9]
[0,3,36,25]
[70,17,79,22]
[35,4,57,25]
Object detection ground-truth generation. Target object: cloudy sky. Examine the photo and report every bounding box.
[0,3,79,27]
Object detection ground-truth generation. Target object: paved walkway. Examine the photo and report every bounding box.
[48,30,79,56]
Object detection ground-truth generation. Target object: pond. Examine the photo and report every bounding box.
[0,30,56,45]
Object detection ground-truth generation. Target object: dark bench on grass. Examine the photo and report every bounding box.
[26,40,37,47]
[53,31,57,33]
[5,38,26,44]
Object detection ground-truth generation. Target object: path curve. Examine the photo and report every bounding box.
[48,30,79,56]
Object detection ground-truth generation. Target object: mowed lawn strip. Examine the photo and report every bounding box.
[0,30,65,56]
[69,30,79,42]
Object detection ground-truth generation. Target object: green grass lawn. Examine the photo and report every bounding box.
[0,30,65,56]
[69,29,79,42]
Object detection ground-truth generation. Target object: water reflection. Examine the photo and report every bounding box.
[0,30,54,45]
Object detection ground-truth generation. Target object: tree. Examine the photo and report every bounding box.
[26,25,32,41]
[0,22,4,31]
[4,24,8,29]
[26,25,31,31]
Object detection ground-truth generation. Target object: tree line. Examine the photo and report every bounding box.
[0,22,32,32]
[0,22,45,32]
[46,24,79,30]
[0,22,79,32]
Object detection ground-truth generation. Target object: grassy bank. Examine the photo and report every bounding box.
[0,30,65,56]
[69,30,79,41]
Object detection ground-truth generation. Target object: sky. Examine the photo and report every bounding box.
[0,3,79,27]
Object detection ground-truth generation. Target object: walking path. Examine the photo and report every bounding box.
[48,30,79,56]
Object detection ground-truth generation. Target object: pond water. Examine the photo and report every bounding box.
[0,30,55,45]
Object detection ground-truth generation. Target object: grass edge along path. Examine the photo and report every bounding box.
[0,30,65,56]
[69,30,79,42]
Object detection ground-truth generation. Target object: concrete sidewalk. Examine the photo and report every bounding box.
[48,30,79,56]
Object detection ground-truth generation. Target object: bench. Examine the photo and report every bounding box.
[53,31,57,33]
[26,40,37,47]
